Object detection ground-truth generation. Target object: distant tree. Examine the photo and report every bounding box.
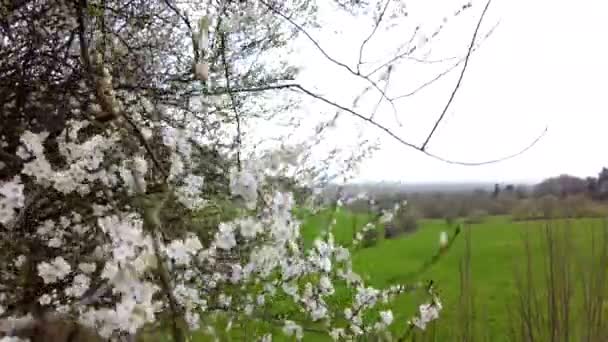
[384,205,420,239]
[596,168,608,200]
[534,175,587,198]
[515,185,529,199]
[444,211,457,226]
[465,209,488,224]
[512,199,542,221]
[361,228,380,248]
[492,183,501,198]
[539,194,560,218]
[586,177,598,195]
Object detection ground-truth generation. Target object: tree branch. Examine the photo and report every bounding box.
[259,0,399,123]
[207,81,546,166]
[390,22,498,101]
[356,0,391,74]
[421,0,493,151]
[219,32,243,171]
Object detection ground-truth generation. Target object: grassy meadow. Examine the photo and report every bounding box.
[155,210,608,342]
[297,210,608,341]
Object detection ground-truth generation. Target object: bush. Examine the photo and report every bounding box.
[511,199,543,221]
[384,223,402,239]
[361,227,379,248]
[539,194,560,218]
[398,212,419,233]
[445,212,457,226]
[384,207,420,239]
[465,209,488,224]
[562,195,608,218]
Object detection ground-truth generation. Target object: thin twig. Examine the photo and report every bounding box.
[356,0,391,74]
[369,66,393,122]
[286,83,547,166]
[76,0,168,179]
[259,0,399,124]
[421,0,493,151]
[258,0,356,75]
[219,32,242,171]
[162,0,197,61]
[208,81,546,166]
[391,21,499,100]
[364,26,421,78]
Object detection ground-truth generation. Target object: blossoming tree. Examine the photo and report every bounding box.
[0,0,505,341]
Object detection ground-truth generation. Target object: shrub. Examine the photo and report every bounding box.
[562,195,608,218]
[384,223,402,239]
[384,206,420,239]
[445,212,457,226]
[512,199,543,221]
[578,202,608,218]
[539,194,560,218]
[361,227,379,248]
[398,212,419,234]
[465,209,488,224]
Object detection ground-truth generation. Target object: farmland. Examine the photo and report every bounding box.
[173,210,608,342]
[297,210,607,341]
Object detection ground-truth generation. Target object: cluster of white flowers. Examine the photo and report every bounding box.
[18,125,120,195]
[229,167,258,209]
[410,298,443,330]
[282,320,303,340]
[352,222,377,247]
[0,176,24,225]
[0,112,444,341]
[37,257,71,284]
[175,174,207,209]
[440,231,449,248]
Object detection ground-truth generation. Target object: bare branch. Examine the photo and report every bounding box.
[258,0,398,122]
[258,0,356,75]
[392,21,499,100]
[369,66,393,122]
[421,0,493,151]
[287,83,546,166]
[162,0,197,60]
[219,32,243,171]
[356,0,391,74]
[363,26,420,78]
[204,80,546,166]
[424,126,548,166]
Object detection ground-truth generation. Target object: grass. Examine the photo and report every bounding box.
[297,210,608,341]
[149,210,608,341]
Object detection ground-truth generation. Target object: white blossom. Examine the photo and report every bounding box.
[380,310,394,326]
[330,328,345,340]
[65,274,90,297]
[230,168,258,209]
[439,231,449,248]
[37,257,71,284]
[14,255,26,268]
[238,217,263,238]
[411,300,442,330]
[214,222,237,250]
[78,262,97,274]
[38,294,52,306]
[282,320,303,341]
[0,176,24,225]
[175,174,206,209]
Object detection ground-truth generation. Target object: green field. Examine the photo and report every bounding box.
[159,210,607,342]
[297,210,608,341]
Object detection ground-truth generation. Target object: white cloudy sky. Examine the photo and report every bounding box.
[271,0,608,184]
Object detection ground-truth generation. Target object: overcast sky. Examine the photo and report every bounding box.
[276,0,608,184]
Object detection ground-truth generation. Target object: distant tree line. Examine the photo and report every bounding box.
[342,167,608,223]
